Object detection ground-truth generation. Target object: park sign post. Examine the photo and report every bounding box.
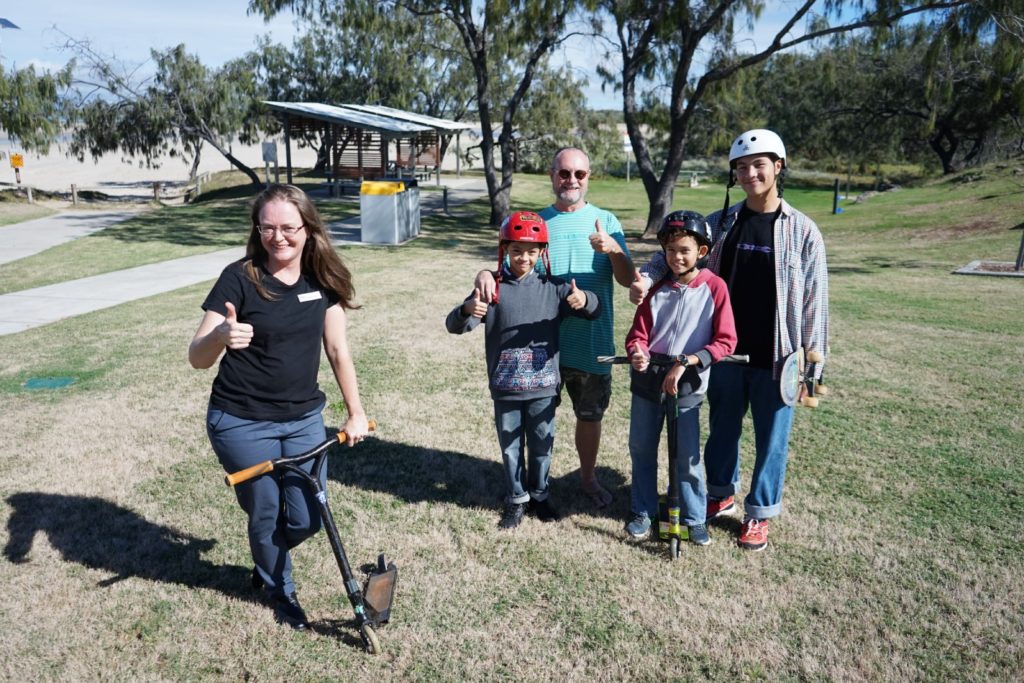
[10,152,23,184]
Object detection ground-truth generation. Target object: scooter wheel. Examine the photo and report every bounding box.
[361,623,382,655]
[669,537,680,560]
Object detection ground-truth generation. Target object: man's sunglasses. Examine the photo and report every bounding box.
[556,169,589,180]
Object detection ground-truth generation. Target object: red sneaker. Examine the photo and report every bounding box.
[738,518,769,551]
[706,495,736,520]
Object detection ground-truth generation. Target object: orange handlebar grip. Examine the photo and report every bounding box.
[225,461,274,487]
[334,419,377,445]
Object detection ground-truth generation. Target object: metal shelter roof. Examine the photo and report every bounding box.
[263,101,431,137]
[337,104,471,133]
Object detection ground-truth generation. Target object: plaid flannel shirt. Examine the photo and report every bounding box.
[706,199,829,380]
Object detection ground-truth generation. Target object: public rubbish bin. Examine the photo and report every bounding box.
[359,180,420,244]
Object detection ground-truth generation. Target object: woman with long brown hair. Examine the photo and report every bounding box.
[189,184,369,630]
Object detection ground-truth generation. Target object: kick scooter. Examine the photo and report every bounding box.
[225,421,397,654]
[598,354,748,560]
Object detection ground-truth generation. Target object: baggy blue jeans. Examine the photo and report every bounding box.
[628,394,706,526]
[704,362,794,519]
[207,404,327,596]
[493,397,557,504]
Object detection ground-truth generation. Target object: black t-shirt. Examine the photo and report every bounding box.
[202,260,340,421]
[718,206,777,369]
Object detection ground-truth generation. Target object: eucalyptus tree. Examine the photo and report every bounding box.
[598,0,984,238]
[0,63,72,152]
[64,38,270,185]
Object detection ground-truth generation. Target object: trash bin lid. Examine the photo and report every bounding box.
[361,181,405,195]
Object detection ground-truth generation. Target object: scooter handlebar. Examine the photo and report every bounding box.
[224,419,377,487]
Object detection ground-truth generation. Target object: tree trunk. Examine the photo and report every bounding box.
[204,135,264,186]
[929,125,959,175]
[188,143,203,183]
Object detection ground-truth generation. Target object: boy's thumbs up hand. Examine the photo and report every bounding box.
[566,278,586,310]
[629,267,649,305]
[588,218,620,255]
[463,287,489,319]
[219,301,254,350]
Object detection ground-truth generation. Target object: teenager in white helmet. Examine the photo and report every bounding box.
[630,129,829,551]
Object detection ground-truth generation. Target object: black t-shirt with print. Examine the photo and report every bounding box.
[719,205,776,369]
[202,260,339,421]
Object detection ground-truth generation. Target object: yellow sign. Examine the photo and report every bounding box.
[10,153,24,169]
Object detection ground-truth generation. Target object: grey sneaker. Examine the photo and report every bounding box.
[688,523,711,546]
[624,513,651,539]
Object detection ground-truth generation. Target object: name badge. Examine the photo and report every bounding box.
[298,291,322,303]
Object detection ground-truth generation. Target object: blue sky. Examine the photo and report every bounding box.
[0,2,839,112]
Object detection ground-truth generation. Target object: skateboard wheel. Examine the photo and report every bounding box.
[806,350,823,363]
[801,396,819,408]
[815,384,829,397]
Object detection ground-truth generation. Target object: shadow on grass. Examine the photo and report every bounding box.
[324,435,627,520]
[3,492,254,601]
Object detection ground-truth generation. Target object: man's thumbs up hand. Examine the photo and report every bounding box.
[589,218,619,254]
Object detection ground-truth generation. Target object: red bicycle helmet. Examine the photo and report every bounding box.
[500,211,549,243]
[494,211,551,303]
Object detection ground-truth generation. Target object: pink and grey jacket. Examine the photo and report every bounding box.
[625,269,737,406]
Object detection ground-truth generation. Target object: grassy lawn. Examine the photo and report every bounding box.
[0,164,1022,680]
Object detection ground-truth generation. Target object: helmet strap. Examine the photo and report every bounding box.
[721,170,736,218]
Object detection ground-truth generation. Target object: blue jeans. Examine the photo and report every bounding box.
[207,404,327,596]
[628,395,706,526]
[493,397,557,504]
[704,362,794,519]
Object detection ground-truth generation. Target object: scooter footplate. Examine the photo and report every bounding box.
[363,555,398,626]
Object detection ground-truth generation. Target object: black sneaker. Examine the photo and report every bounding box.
[530,498,560,523]
[251,567,264,591]
[272,592,309,630]
[498,502,527,529]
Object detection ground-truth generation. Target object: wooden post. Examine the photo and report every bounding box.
[153,182,161,201]
[1015,226,1024,272]
[71,184,78,206]
[832,178,840,214]
[456,132,462,179]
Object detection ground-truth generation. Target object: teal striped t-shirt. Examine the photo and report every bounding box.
[539,203,629,375]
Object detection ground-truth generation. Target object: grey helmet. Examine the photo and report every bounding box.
[658,210,712,248]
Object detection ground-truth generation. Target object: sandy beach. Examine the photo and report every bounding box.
[0,137,320,201]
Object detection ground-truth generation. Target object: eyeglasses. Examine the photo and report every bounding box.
[556,169,589,180]
[257,224,305,237]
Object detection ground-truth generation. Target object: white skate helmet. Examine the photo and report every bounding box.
[729,129,786,168]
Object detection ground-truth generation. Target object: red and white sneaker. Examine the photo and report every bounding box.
[738,518,769,551]
[706,495,736,520]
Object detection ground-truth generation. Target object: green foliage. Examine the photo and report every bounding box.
[63,39,272,184]
[0,62,72,151]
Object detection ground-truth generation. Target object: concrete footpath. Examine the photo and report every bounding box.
[0,210,142,266]
[0,178,487,336]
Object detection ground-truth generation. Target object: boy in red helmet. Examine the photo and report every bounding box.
[446,211,602,529]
